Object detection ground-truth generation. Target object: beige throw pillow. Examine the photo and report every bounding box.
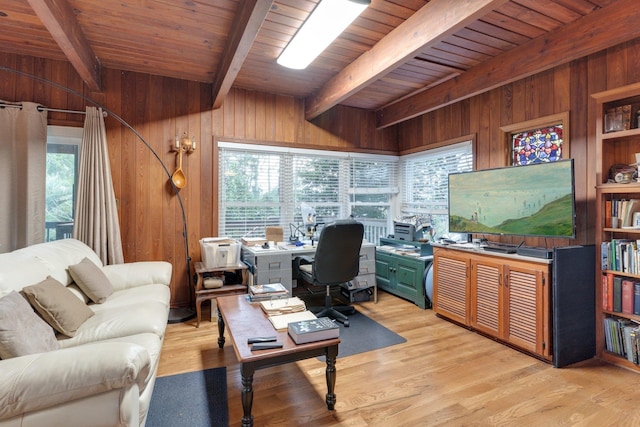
[0,291,59,359]
[22,276,94,337]
[68,257,113,303]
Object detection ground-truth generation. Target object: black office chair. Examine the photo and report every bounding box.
[293,219,364,327]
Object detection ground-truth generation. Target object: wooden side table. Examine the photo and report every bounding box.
[193,261,249,327]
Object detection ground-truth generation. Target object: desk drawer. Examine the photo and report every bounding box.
[359,245,375,261]
[358,245,376,275]
[358,258,376,275]
[257,253,291,271]
[351,273,376,289]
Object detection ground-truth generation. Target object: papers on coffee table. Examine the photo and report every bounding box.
[259,297,306,316]
[268,310,317,331]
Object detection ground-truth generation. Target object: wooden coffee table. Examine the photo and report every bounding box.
[216,294,340,427]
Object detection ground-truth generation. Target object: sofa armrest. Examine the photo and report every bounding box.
[102,261,172,291]
[0,341,151,420]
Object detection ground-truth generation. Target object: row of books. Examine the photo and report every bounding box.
[604,198,640,228]
[601,273,640,314]
[603,316,640,365]
[601,240,640,274]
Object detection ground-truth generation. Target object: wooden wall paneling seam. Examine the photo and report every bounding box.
[135,72,151,261]
[569,57,591,246]
[147,74,164,261]
[199,82,214,242]
[119,72,136,260]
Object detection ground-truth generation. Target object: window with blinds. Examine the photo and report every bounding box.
[218,143,398,243]
[399,141,473,238]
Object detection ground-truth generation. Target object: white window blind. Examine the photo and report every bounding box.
[218,143,398,243]
[400,141,473,237]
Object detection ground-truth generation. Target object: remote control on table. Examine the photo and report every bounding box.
[251,342,283,350]
[247,336,277,344]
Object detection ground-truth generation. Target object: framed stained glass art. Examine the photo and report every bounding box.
[500,112,570,166]
[511,124,563,165]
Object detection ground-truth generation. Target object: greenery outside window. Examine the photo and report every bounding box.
[45,126,82,241]
[399,140,473,239]
[219,142,398,244]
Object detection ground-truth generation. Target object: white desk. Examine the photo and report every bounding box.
[241,241,377,301]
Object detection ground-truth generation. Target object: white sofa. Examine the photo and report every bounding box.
[0,239,172,427]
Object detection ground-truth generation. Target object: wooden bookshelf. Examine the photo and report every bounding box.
[593,83,640,372]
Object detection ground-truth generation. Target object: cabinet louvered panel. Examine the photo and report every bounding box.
[434,246,550,361]
[473,262,501,336]
[506,268,540,353]
[434,255,468,325]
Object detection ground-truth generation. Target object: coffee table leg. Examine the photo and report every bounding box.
[217,307,225,348]
[241,363,255,427]
[325,344,338,410]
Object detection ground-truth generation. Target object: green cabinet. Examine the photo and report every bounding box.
[375,238,432,309]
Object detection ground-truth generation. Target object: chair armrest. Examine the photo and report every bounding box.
[0,341,150,420]
[294,255,314,265]
[292,255,314,280]
[102,261,172,291]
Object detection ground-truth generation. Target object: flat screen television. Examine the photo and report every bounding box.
[448,159,576,238]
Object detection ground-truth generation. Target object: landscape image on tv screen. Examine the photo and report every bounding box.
[448,160,575,238]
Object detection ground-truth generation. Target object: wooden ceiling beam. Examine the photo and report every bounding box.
[26,0,102,92]
[376,0,640,128]
[304,0,510,121]
[211,0,274,109]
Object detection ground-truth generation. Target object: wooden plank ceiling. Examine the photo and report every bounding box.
[0,0,634,127]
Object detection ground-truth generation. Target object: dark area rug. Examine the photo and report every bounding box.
[298,287,407,359]
[147,367,228,427]
[319,310,406,360]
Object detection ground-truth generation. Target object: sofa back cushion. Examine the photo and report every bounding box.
[22,276,95,337]
[0,291,59,359]
[0,239,103,294]
[69,257,113,303]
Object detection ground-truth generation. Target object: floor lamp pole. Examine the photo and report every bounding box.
[1,66,196,323]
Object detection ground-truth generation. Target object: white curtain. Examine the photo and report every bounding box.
[0,101,48,253]
[74,106,124,264]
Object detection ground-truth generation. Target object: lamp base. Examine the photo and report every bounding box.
[168,307,196,324]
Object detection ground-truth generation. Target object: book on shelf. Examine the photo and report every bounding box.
[635,283,640,316]
[268,310,317,331]
[288,316,340,344]
[622,279,635,315]
[613,276,623,313]
[259,297,306,316]
[605,273,614,312]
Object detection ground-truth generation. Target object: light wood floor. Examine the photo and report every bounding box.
[159,291,640,426]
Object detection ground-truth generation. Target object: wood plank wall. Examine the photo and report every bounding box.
[397,39,640,249]
[2,38,640,307]
[0,54,396,307]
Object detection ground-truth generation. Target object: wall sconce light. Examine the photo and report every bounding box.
[173,133,197,153]
[170,133,196,189]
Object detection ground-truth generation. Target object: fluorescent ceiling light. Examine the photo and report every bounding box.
[277,0,370,70]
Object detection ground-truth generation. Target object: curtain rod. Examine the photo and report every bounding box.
[0,102,107,117]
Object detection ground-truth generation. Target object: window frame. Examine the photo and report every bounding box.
[217,141,399,242]
[45,125,82,241]
[398,136,475,239]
